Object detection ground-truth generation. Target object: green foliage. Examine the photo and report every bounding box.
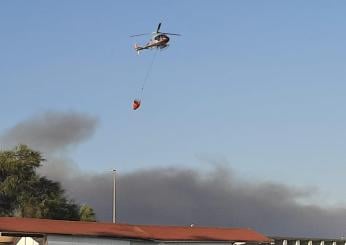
[79,204,96,222]
[0,145,94,221]
[0,145,42,216]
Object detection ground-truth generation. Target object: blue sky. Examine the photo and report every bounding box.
[1,1,346,204]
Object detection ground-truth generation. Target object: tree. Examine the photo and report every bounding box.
[0,145,42,216]
[79,204,96,222]
[0,145,95,221]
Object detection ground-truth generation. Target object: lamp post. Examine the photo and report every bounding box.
[112,169,116,223]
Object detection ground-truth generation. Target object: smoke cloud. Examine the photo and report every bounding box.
[60,166,346,238]
[2,111,346,238]
[0,111,98,153]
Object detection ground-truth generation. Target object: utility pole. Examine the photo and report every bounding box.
[112,169,116,223]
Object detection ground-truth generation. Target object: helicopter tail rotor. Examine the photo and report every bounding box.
[134,44,142,55]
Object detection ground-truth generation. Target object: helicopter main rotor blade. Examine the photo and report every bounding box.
[156,22,162,33]
[162,32,181,36]
[129,33,151,37]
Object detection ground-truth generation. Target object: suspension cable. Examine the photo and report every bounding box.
[139,49,158,100]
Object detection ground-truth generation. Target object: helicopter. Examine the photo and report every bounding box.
[130,23,181,54]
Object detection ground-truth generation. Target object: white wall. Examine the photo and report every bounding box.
[47,235,131,245]
[16,237,39,245]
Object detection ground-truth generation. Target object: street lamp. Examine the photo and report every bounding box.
[112,169,116,223]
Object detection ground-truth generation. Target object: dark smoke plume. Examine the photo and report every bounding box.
[0,111,98,153]
[59,166,346,238]
[1,111,346,238]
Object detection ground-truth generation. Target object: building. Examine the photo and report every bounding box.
[271,237,346,245]
[0,217,272,245]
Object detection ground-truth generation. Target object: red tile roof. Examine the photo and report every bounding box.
[0,217,272,243]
